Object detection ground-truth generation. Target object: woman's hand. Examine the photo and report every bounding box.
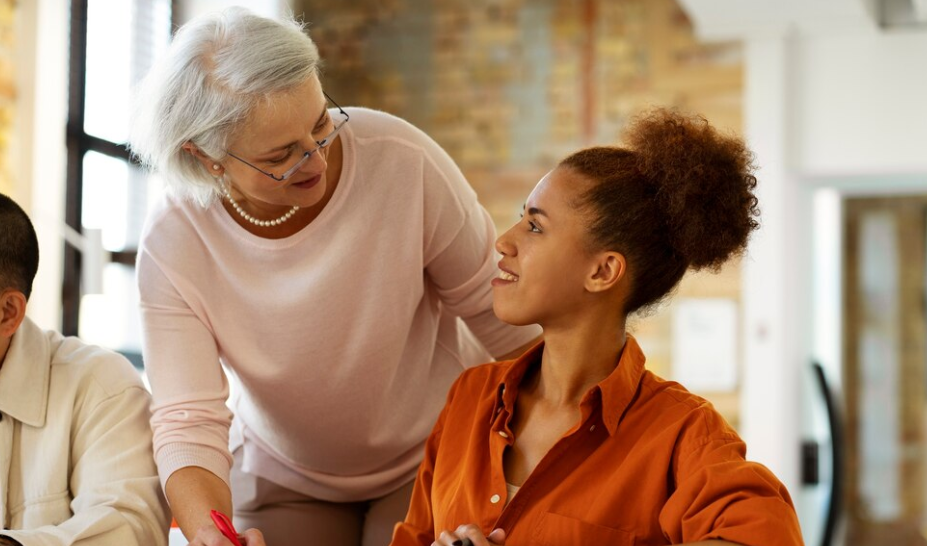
[432,524,506,546]
[187,524,266,546]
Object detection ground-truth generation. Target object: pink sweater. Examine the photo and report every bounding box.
[137,108,541,502]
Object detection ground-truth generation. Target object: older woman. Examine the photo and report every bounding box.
[129,8,540,546]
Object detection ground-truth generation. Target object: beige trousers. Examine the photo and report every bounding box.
[230,450,415,546]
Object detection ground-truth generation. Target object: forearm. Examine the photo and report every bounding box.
[166,466,234,541]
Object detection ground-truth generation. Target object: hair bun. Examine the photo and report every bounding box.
[623,108,759,270]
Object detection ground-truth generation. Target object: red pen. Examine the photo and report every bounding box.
[210,509,244,546]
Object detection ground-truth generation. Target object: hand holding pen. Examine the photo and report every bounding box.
[210,510,244,546]
[184,510,265,546]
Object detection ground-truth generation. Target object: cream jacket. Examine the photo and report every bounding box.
[0,317,170,545]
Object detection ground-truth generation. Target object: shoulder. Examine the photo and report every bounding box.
[343,108,475,214]
[344,107,448,158]
[428,361,506,436]
[344,107,427,139]
[49,335,148,402]
[140,192,211,250]
[138,192,220,272]
[441,361,508,415]
[456,361,508,393]
[637,371,740,443]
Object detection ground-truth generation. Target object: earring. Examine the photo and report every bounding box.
[212,164,220,171]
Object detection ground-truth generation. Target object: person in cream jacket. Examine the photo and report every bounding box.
[0,193,170,546]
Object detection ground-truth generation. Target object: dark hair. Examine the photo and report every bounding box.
[561,108,759,315]
[0,193,40,300]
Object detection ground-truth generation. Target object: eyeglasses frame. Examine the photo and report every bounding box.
[225,92,349,182]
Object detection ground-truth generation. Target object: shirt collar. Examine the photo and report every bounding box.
[492,334,647,436]
[492,340,543,423]
[598,334,647,435]
[0,316,52,427]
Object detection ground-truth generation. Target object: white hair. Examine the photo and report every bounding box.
[129,7,321,206]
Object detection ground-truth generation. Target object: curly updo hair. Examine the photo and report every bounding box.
[562,108,759,315]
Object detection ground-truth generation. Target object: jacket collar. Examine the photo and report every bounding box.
[493,334,647,436]
[0,317,51,427]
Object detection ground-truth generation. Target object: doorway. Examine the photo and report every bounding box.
[844,195,927,545]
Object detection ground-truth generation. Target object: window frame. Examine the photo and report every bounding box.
[63,0,176,335]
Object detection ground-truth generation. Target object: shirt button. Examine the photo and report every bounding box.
[490,494,501,504]
[589,425,596,432]
[498,431,509,439]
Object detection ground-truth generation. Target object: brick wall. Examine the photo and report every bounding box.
[295,0,745,424]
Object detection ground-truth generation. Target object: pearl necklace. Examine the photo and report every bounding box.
[222,185,299,227]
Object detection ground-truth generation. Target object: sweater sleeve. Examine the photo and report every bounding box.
[418,132,541,358]
[658,406,804,546]
[137,242,235,490]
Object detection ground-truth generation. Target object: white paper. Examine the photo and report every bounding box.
[671,298,738,392]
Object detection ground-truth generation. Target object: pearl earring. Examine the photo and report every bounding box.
[212,164,220,170]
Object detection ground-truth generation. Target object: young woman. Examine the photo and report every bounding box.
[391,109,803,545]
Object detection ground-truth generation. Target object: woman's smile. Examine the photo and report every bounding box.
[290,174,322,191]
[492,263,520,287]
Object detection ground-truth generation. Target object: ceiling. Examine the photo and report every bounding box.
[678,0,927,40]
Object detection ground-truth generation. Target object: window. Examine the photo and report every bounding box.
[65,0,172,365]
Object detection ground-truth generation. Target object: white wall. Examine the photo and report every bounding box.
[796,29,927,176]
[739,31,805,490]
[681,1,927,543]
[174,0,288,24]
[17,0,70,331]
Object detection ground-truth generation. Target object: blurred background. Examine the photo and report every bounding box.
[2,0,926,544]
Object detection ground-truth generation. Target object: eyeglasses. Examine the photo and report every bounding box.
[226,92,350,182]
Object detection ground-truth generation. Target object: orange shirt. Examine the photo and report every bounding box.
[391,336,803,545]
